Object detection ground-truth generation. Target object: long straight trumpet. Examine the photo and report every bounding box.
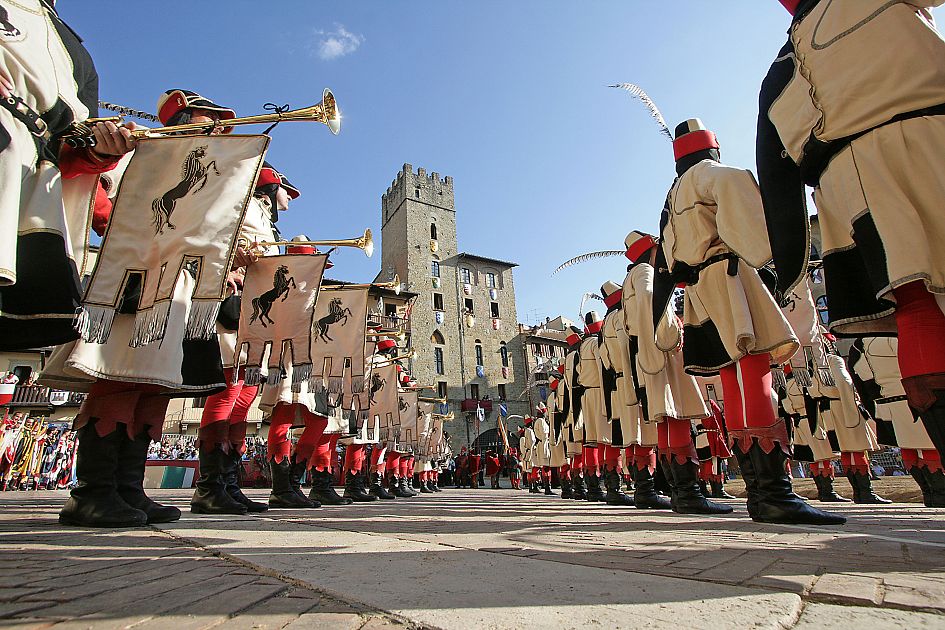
[366,329,406,342]
[420,397,447,404]
[373,350,415,366]
[64,88,340,148]
[325,275,400,295]
[257,229,373,258]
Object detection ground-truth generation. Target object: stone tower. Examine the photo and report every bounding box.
[380,164,527,447]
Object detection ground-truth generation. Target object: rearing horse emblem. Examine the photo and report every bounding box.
[369,373,387,405]
[249,265,296,328]
[151,146,219,235]
[315,298,352,343]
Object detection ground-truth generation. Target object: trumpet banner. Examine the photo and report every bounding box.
[394,390,419,454]
[369,363,398,445]
[310,286,370,418]
[237,253,328,387]
[79,135,269,347]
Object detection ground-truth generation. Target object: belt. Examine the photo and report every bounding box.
[1,95,50,139]
[672,253,739,286]
[613,371,624,378]
[875,394,908,405]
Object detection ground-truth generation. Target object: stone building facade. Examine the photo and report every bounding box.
[379,164,530,446]
[508,316,576,414]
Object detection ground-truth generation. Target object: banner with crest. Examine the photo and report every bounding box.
[236,253,328,387]
[394,390,419,454]
[79,135,269,347]
[309,286,370,418]
[366,362,398,446]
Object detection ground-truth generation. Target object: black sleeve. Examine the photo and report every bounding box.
[756,40,809,303]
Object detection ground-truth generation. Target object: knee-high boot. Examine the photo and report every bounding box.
[116,428,180,523]
[60,420,148,527]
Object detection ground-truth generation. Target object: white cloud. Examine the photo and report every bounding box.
[314,24,364,60]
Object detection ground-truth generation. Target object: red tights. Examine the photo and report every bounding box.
[893,281,945,379]
[900,448,943,473]
[718,353,777,431]
[627,445,656,473]
[310,433,339,472]
[199,367,258,451]
[840,451,870,475]
[582,445,600,474]
[266,405,328,465]
[343,443,367,475]
[809,460,836,478]
[658,417,697,464]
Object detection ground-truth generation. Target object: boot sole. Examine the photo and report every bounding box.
[59,515,147,528]
[190,506,248,515]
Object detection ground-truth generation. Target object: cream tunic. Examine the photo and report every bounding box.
[623,263,707,423]
[765,0,945,333]
[664,160,798,373]
[532,415,553,467]
[851,337,935,450]
[561,349,585,456]
[599,308,643,447]
[576,336,607,445]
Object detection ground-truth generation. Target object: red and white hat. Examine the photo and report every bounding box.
[286,234,315,255]
[256,161,281,189]
[565,325,583,347]
[600,281,622,309]
[625,230,658,264]
[778,0,801,14]
[673,118,719,162]
[376,337,397,353]
[156,89,236,132]
[584,311,603,335]
[279,173,301,200]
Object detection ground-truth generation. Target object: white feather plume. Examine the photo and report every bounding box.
[609,83,673,141]
[553,250,624,275]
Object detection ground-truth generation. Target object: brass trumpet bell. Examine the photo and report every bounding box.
[326,274,400,294]
[63,89,340,148]
[366,328,407,343]
[257,228,373,258]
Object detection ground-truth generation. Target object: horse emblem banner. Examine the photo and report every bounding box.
[236,253,328,386]
[79,135,269,347]
[369,363,398,445]
[310,286,370,417]
[395,390,419,454]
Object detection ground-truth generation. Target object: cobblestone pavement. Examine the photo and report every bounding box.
[1,488,944,629]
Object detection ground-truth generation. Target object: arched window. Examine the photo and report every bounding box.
[430,222,438,240]
[431,330,445,345]
[475,340,484,366]
[500,342,509,367]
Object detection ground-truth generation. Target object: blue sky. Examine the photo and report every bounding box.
[63,2,944,326]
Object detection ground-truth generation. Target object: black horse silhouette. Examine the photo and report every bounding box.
[369,373,387,405]
[152,146,219,235]
[0,6,20,38]
[314,297,352,342]
[399,397,409,412]
[249,265,295,328]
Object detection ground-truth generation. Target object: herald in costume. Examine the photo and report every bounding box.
[759,0,945,464]
[778,276,887,504]
[0,0,128,350]
[190,162,290,516]
[662,119,841,524]
[622,232,726,514]
[850,336,944,507]
[47,91,264,527]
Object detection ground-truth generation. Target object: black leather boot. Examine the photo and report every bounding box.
[192,445,248,515]
[309,468,351,505]
[603,469,634,506]
[709,479,736,500]
[528,478,539,494]
[419,476,433,494]
[910,379,945,462]
[344,470,377,502]
[115,429,181,524]
[560,477,573,499]
[224,448,268,512]
[909,466,933,506]
[813,474,851,502]
[921,467,945,508]
[543,478,555,496]
[270,458,318,508]
[698,478,710,498]
[60,421,149,527]
[369,472,396,499]
[632,464,672,510]
[391,475,413,498]
[400,476,418,496]
[846,471,891,504]
[571,474,587,500]
[585,473,605,502]
[734,439,845,525]
[668,459,733,515]
[431,476,442,492]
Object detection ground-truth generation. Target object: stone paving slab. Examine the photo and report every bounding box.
[1,488,944,629]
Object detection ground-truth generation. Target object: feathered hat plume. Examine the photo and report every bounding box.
[608,83,673,142]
